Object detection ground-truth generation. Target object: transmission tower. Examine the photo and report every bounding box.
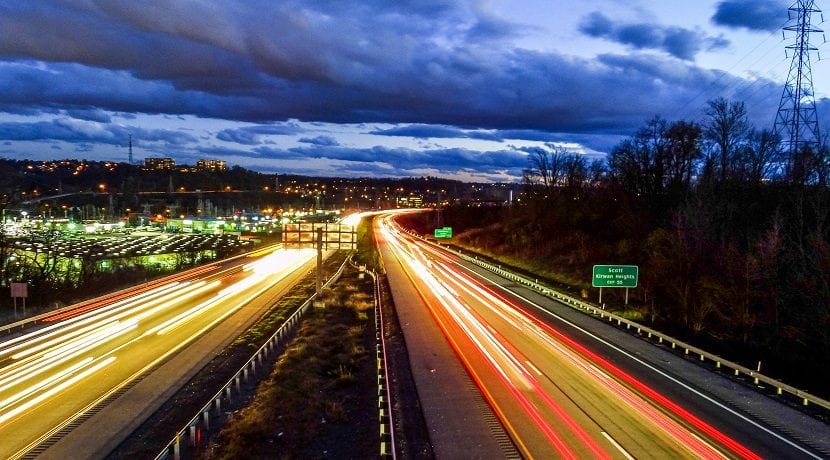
[128,134,133,164]
[774,0,824,156]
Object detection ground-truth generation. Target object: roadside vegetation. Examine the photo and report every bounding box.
[400,97,830,398]
[208,266,377,459]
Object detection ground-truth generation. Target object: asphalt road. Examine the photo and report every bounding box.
[0,246,318,459]
[377,218,520,459]
[377,215,829,459]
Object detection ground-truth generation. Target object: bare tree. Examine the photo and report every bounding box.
[737,129,781,184]
[563,154,588,189]
[525,144,574,193]
[704,98,749,182]
[664,120,702,189]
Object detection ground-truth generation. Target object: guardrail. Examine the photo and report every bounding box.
[155,256,349,460]
[367,269,396,459]
[413,231,830,415]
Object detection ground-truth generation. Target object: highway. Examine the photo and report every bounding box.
[376,214,827,459]
[0,245,317,459]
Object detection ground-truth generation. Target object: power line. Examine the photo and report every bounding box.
[674,19,790,120]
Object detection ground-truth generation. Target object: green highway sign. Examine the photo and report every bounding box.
[434,226,453,238]
[592,265,638,288]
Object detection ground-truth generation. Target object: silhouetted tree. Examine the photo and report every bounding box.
[704,98,749,182]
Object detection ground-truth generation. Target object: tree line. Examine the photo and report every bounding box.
[445,97,830,395]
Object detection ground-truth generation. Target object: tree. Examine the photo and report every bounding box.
[703,98,749,182]
[588,159,607,186]
[524,144,577,194]
[664,120,702,190]
[735,129,781,184]
[563,154,588,190]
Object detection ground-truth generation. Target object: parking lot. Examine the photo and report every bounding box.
[9,233,255,260]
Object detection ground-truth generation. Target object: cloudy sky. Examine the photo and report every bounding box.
[0,0,826,182]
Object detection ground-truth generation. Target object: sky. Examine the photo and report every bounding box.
[0,0,827,182]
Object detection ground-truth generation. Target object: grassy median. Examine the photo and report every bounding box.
[209,266,377,459]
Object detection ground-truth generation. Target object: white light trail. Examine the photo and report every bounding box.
[0,356,116,426]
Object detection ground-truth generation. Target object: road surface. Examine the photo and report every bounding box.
[377,214,828,459]
[0,246,317,459]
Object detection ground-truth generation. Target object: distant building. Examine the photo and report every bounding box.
[144,157,176,170]
[397,195,423,208]
[196,159,228,171]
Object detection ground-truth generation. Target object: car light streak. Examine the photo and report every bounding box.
[0,281,182,353]
[439,258,759,459]
[0,281,216,390]
[0,320,136,393]
[1,281,210,363]
[149,249,314,336]
[2,319,119,362]
[40,264,219,322]
[381,217,762,459]
[0,357,93,413]
[428,259,727,458]
[386,226,611,458]
[0,356,116,426]
[0,245,321,457]
[430,263,613,459]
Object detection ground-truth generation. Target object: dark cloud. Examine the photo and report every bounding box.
[301,145,526,173]
[216,123,304,145]
[0,1,792,180]
[298,135,339,146]
[370,124,502,141]
[0,118,196,146]
[159,141,528,179]
[0,1,750,137]
[248,143,527,176]
[712,0,786,31]
[64,108,112,123]
[579,12,729,60]
[370,125,626,152]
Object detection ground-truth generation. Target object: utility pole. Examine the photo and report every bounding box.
[774,0,824,159]
[314,227,325,309]
[316,227,323,296]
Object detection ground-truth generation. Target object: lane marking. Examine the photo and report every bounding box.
[463,260,824,460]
[525,360,543,376]
[688,431,729,460]
[600,431,635,460]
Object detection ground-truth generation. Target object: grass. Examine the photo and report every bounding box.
[210,265,378,459]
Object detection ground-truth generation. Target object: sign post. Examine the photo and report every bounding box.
[10,282,27,317]
[592,265,638,306]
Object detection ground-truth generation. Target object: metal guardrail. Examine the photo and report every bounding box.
[367,269,396,459]
[406,230,830,414]
[155,256,349,460]
[465,253,830,413]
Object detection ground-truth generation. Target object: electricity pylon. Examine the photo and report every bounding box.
[774,0,824,156]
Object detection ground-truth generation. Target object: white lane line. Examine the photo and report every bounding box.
[601,431,635,460]
[457,259,824,460]
[525,360,543,376]
[688,431,729,460]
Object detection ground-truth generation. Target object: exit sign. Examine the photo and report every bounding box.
[592,265,638,288]
[434,227,453,238]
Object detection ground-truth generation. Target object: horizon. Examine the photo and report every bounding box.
[0,1,826,182]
